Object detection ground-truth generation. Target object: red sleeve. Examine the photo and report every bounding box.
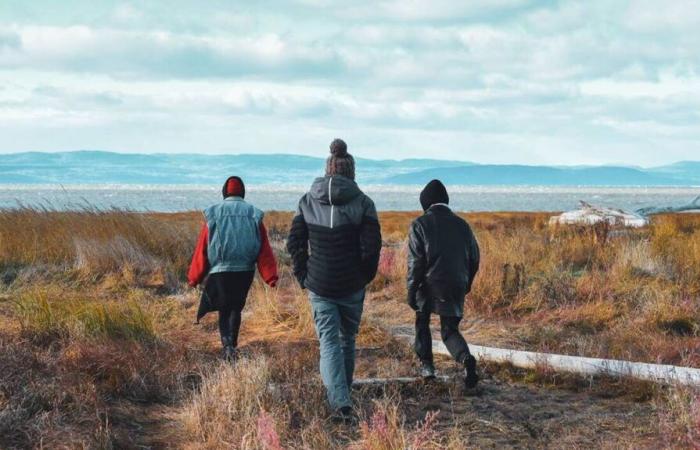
[257,222,279,287]
[187,223,210,287]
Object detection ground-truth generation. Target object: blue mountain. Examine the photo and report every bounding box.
[386,164,689,186]
[0,151,469,185]
[0,151,698,186]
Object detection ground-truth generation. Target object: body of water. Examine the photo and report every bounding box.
[0,184,698,213]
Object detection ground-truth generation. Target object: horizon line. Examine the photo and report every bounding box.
[0,149,698,169]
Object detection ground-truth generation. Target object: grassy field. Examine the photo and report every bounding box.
[1,208,699,448]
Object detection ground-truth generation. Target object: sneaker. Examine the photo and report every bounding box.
[464,354,479,389]
[331,406,355,425]
[419,363,436,380]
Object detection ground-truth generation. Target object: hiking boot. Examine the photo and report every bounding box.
[331,406,355,425]
[464,354,479,389]
[419,363,436,380]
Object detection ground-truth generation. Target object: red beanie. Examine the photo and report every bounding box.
[222,176,245,198]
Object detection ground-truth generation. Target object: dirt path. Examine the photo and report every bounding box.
[389,375,658,449]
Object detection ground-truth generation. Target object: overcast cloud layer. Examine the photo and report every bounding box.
[1,0,699,165]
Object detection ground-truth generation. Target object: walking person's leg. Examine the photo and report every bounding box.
[414,309,436,378]
[337,289,365,387]
[310,292,352,413]
[216,271,255,362]
[440,316,478,388]
[218,304,239,361]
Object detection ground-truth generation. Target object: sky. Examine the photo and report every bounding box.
[0,0,699,166]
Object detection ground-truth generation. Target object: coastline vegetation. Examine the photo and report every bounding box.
[1,207,698,448]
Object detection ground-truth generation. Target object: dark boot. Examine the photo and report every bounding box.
[419,362,436,380]
[221,336,238,363]
[331,406,356,425]
[464,354,478,389]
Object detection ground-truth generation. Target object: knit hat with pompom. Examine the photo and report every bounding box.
[325,138,355,180]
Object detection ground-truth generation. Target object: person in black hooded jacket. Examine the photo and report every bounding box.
[287,139,382,421]
[407,179,480,388]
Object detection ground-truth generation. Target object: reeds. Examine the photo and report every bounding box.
[14,290,157,343]
[2,208,700,448]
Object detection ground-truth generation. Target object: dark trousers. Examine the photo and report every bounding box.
[414,311,471,366]
[219,306,243,348]
[203,271,255,348]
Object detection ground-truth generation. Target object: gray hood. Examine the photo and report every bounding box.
[309,175,362,206]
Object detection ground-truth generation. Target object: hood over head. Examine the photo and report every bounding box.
[420,179,449,211]
[309,175,362,206]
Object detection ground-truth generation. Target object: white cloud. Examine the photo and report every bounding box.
[377,0,533,21]
[0,1,699,164]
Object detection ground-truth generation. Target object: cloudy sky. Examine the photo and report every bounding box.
[1,0,699,166]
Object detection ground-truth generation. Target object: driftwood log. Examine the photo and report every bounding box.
[392,332,700,386]
[636,195,700,216]
[550,195,700,228]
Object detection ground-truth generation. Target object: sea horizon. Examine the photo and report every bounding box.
[2,183,699,213]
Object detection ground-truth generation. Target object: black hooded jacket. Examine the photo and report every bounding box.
[407,205,480,317]
[287,175,382,298]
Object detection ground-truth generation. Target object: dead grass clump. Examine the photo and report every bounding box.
[58,338,195,403]
[14,291,157,343]
[641,297,700,338]
[350,399,465,450]
[526,269,577,309]
[246,276,316,340]
[180,357,277,449]
[658,387,700,448]
[651,215,700,293]
[0,208,197,285]
[613,239,667,279]
[558,301,619,335]
[0,336,116,449]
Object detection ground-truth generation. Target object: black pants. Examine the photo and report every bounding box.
[202,271,255,348]
[414,311,470,366]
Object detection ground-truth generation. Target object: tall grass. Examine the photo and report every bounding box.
[3,209,699,448]
[658,387,700,448]
[181,358,274,449]
[0,207,197,287]
[14,290,157,343]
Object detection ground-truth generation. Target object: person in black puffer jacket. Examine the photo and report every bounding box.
[287,139,382,421]
[407,179,480,388]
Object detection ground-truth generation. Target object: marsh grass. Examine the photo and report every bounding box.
[181,358,274,449]
[14,290,157,343]
[658,387,700,448]
[0,207,196,289]
[3,208,700,448]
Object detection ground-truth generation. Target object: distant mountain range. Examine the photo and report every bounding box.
[1,151,699,186]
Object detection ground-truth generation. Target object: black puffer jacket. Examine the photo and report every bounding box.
[287,176,382,298]
[407,205,480,317]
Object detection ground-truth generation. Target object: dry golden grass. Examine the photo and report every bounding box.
[2,207,700,448]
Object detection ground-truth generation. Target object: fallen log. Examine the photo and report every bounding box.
[393,333,700,386]
[549,195,700,229]
[636,195,700,216]
[549,201,648,227]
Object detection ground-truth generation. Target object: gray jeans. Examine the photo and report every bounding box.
[309,288,365,410]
